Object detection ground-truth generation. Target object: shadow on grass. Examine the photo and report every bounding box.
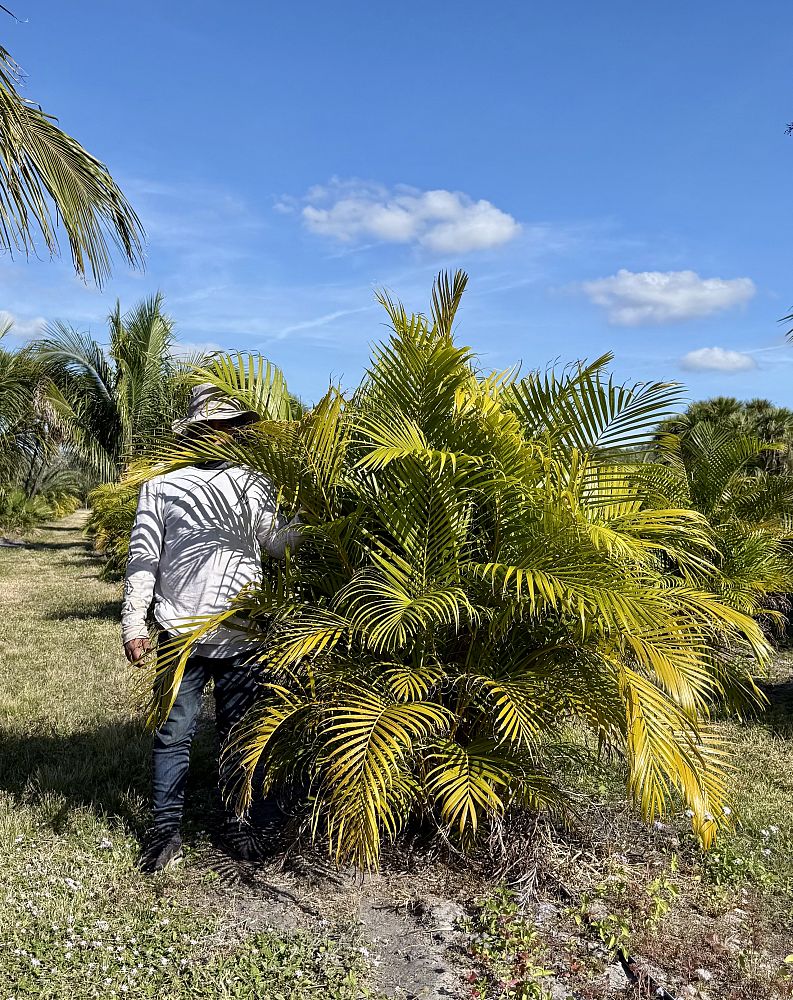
[45,600,120,623]
[0,718,220,835]
[758,678,793,738]
[27,540,92,552]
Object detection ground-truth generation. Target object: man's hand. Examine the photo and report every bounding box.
[124,637,153,665]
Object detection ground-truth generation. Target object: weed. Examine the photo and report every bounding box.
[570,893,632,958]
[462,889,557,1000]
[644,868,680,930]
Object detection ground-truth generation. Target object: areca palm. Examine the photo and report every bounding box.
[660,397,793,474]
[138,272,769,869]
[645,422,793,617]
[0,45,142,283]
[33,295,189,481]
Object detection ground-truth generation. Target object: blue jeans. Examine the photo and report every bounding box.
[152,642,258,829]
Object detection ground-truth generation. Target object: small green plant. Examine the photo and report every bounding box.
[0,487,53,536]
[644,866,679,929]
[463,889,555,999]
[571,893,631,958]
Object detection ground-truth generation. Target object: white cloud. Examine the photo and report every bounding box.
[172,340,223,359]
[680,347,757,372]
[582,269,756,325]
[0,310,46,339]
[295,179,521,253]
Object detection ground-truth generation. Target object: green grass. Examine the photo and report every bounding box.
[0,515,374,999]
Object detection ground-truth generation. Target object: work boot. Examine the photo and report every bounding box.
[139,826,183,873]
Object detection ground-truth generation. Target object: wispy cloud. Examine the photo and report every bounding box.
[0,310,47,340]
[277,305,377,339]
[680,346,757,372]
[283,179,521,254]
[172,339,224,358]
[582,269,756,325]
[128,178,262,248]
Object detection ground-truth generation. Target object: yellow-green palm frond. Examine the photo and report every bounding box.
[467,676,549,749]
[339,568,476,652]
[354,409,483,475]
[220,685,309,815]
[138,611,250,729]
[189,352,296,421]
[677,422,774,515]
[730,472,793,524]
[318,692,453,866]
[136,631,196,732]
[382,660,447,701]
[620,667,734,847]
[262,607,351,670]
[506,355,682,458]
[424,739,564,843]
[430,269,468,337]
[296,388,351,517]
[425,740,513,840]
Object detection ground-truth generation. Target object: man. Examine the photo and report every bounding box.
[122,383,299,873]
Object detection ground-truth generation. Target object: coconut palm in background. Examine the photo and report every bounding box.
[0,44,142,284]
[0,318,84,532]
[142,271,771,869]
[0,26,146,526]
[33,294,191,481]
[0,316,40,484]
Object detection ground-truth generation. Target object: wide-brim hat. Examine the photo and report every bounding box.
[172,383,260,435]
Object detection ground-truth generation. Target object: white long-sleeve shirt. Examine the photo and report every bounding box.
[121,464,298,655]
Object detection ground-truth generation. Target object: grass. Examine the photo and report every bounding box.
[2,513,793,999]
[0,514,374,999]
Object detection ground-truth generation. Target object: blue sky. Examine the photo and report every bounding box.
[2,0,793,405]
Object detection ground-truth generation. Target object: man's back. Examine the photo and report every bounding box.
[122,464,290,653]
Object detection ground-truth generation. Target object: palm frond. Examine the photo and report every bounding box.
[508,357,682,457]
[0,46,143,284]
[319,691,452,866]
[191,352,295,421]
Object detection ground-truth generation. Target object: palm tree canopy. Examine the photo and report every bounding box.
[644,419,793,617]
[0,45,143,284]
[660,397,793,475]
[33,295,190,481]
[136,271,772,868]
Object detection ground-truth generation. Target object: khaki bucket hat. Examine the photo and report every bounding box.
[172,383,260,435]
